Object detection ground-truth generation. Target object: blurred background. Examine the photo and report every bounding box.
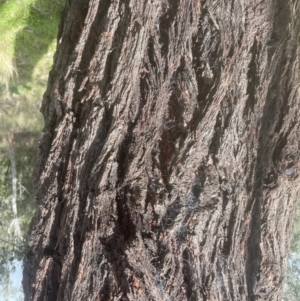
[0,0,298,300]
[0,0,63,299]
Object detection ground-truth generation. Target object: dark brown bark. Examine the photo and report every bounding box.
[23,0,300,300]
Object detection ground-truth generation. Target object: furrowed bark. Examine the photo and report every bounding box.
[23,0,300,300]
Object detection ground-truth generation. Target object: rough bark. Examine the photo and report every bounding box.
[23,0,300,300]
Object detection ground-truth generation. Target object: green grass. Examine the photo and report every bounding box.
[0,2,64,295]
[0,0,64,139]
[0,0,65,229]
[14,0,63,82]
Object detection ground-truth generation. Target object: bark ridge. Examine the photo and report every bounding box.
[23,0,300,300]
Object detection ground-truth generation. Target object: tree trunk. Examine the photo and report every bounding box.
[23,0,300,300]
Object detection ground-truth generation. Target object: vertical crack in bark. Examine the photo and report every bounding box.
[101,2,132,97]
[189,8,221,133]
[158,0,180,59]
[182,247,198,301]
[147,36,158,73]
[70,106,113,295]
[244,36,259,116]
[24,0,300,300]
[79,0,112,71]
[56,0,91,72]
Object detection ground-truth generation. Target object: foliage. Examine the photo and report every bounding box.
[0,0,63,91]
[0,0,64,139]
[0,0,64,298]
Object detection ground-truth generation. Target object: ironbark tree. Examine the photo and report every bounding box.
[23,0,300,300]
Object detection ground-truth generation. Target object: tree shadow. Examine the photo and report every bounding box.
[13,0,64,83]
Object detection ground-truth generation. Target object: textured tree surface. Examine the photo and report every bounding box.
[23,0,300,300]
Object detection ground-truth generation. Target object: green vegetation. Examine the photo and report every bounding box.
[0,0,64,137]
[0,0,64,298]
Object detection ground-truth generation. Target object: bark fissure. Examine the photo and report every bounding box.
[24,0,300,300]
